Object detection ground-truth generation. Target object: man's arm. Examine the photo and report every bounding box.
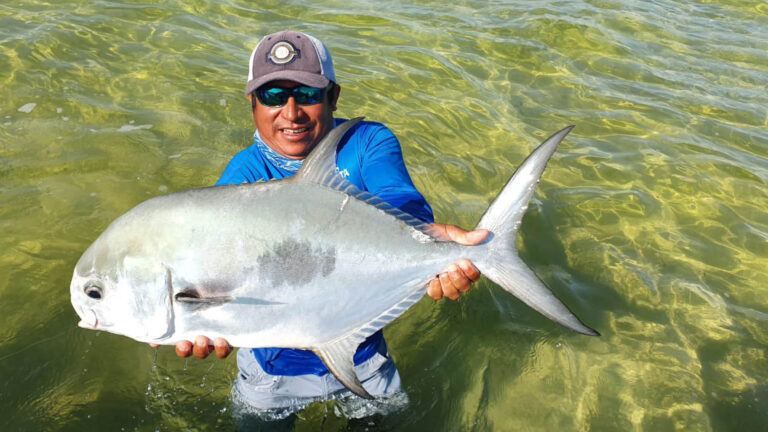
[355,123,486,301]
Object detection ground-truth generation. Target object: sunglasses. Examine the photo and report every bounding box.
[254,84,332,108]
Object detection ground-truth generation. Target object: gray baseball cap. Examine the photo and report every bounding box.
[245,30,336,95]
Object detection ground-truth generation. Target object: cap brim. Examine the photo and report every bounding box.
[245,71,330,94]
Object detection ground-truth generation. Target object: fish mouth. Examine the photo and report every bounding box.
[77,309,99,329]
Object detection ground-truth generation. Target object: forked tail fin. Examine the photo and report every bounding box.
[474,126,599,336]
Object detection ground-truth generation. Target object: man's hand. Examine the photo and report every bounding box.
[427,224,488,301]
[150,337,232,359]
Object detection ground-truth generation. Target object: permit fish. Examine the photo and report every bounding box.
[70,118,599,399]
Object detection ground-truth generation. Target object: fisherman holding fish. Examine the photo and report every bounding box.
[173,30,487,419]
[71,27,598,427]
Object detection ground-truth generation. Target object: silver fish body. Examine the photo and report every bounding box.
[73,180,462,346]
[71,118,598,398]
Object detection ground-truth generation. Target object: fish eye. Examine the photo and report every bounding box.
[84,283,103,300]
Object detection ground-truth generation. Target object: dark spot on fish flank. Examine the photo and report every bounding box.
[321,252,334,277]
[257,239,336,287]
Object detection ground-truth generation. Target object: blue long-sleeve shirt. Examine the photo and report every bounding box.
[217,118,433,376]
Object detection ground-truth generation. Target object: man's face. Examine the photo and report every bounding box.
[249,80,341,160]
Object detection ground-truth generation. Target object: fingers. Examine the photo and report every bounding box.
[431,223,489,245]
[428,264,468,301]
[214,337,233,359]
[427,259,483,302]
[174,337,231,360]
[175,340,193,358]
[456,258,481,283]
[451,228,489,246]
[193,335,212,359]
[441,264,463,300]
[428,278,443,300]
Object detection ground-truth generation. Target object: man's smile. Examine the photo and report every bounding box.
[280,127,310,135]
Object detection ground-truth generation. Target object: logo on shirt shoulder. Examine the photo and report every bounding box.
[336,167,350,178]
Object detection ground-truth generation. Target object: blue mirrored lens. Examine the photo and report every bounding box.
[293,86,324,105]
[257,87,289,106]
[256,86,326,107]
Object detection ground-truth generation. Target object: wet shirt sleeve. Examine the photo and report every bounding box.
[215,144,289,185]
[216,149,263,185]
[354,123,435,223]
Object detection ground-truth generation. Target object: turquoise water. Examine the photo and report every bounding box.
[1,0,767,430]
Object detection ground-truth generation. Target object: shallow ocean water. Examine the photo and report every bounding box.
[1,0,767,430]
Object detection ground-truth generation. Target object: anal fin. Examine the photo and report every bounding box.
[314,337,373,400]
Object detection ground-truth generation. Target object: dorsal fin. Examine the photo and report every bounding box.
[294,117,364,184]
[293,116,444,241]
[343,185,446,241]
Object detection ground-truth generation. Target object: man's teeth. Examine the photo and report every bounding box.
[282,127,308,134]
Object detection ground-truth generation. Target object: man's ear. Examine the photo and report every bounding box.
[328,84,341,112]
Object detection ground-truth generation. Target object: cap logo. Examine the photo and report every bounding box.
[268,41,299,65]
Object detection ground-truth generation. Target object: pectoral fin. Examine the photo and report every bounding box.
[314,337,373,399]
[174,291,233,305]
[174,291,285,306]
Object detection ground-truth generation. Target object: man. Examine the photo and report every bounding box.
[173,30,487,419]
